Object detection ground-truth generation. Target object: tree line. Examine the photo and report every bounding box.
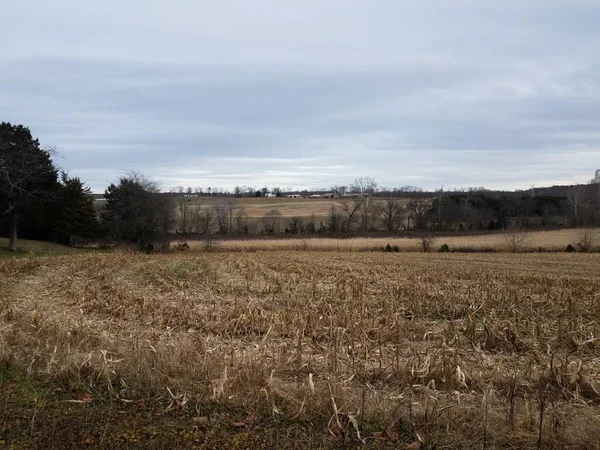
[3,122,600,251]
[172,176,600,237]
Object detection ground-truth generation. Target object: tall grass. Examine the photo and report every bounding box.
[186,228,596,253]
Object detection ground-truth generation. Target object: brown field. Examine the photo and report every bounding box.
[172,195,414,222]
[172,196,350,219]
[226,197,348,218]
[2,251,600,448]
[187,228,595,253]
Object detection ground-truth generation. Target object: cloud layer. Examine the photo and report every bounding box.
[2,0,599,191]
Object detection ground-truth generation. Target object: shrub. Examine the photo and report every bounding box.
[439,243,450,253]
[392,245,400,252]
[420,236,433,253]
[576,229,597,253]
[566,244,576,253]
[385,244,393,252]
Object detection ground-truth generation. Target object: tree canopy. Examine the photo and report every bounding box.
[101,173,173,248]
[1,122,98,250]
[0,122,58,250]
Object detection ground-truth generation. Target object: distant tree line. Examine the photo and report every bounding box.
[3,121,600,252]
[170,176,600,237]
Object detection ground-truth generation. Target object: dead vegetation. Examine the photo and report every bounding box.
[1,252,600,448]
[183,228,598,253]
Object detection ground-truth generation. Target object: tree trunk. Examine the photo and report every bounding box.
[8,210,18,251]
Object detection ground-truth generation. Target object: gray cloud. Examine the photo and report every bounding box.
[1,0,599,192]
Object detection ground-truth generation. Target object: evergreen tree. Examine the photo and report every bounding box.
[0,122,58,251]
[53,172,99,244]
[101,173,173,249]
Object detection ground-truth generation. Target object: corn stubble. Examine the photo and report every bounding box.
[1,252,600,448]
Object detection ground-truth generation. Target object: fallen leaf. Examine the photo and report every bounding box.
[373,431,385,441]
[192,416,209,425]
[384,427,399,442]
[231,411,255,428]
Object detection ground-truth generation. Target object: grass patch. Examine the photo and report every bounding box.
[0,363,405,449]
[0,237,93,259]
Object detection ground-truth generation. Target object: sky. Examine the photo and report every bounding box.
[1,0,599,192]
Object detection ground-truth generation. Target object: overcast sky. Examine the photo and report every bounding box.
[2,1,599,192]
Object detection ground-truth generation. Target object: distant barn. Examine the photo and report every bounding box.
[309,193,334,199]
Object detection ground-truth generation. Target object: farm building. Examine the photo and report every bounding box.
[286,194,303,198]
[309,193,334,199]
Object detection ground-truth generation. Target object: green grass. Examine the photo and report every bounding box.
[0,363,401,449]
[0,237,90,259]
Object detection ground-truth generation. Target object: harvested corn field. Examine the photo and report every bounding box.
[2,252,600,448]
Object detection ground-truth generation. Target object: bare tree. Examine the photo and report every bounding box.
[328,206,343,233]
[306,214,317,233]
[406,196,434,230]
[262,209,282,235]
[567,186,581,224]
[286,216,304,234]
[460,189,472,218]
[436,185,445,225]
[222,199,239,234]
[203,232,216,252]
[341,177,378,232]
[420,236,433,252]
[577,228,597,252]
[197,207,215,235]
[380,196,404,231]
[504,223,530,253]
[235,205,248,233]
[213,201,231,234]
[177,198,191,234]
[342,199,362,232]
[352,177,378,231]
[189,198,213,234]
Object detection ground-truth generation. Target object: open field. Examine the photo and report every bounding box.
[0,237,91,259]
[104,196,352,220]
[2,251,600,448]
[207,197,349,218]
[185,196,356,216]
[187,228,596,253]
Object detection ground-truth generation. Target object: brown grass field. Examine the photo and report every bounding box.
[2,249,600,448]
[0,237,89,259]
[168,196,350,220]
[187,228,595,253]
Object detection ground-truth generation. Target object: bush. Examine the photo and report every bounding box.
[420,236,433,253]
[576,229,597,253]
[392,245,400,252]
[439,243,450,253]
[385,244,393,252]
[566,244,576,253]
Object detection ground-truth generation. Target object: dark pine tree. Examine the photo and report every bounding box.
[0,122,58,251]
